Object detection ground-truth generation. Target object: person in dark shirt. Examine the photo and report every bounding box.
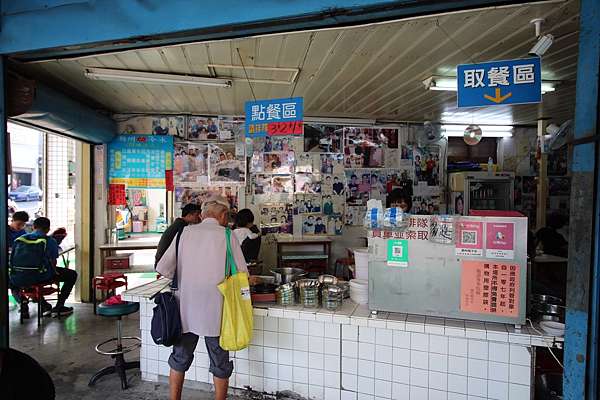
[536,213,569,257]
[233,209,261,262]
[7,211,28,249]
[332,176,344,195]
[314,217,327,234]
[17,218,78,317]
[7,211,29,309]
[154,203,201,266]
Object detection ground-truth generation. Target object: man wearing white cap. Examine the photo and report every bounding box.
[156,194,247,400]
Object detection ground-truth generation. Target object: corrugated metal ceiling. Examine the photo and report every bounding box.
[17,0,579,125]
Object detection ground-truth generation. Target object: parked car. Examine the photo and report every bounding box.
[9,185,43,202]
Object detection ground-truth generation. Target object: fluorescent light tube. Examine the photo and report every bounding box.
[423,75,556,94]
[443,125,513,138]
[84,67,232,88]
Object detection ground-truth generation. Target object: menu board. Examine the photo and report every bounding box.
[108,135,174,188]
[455,220,484,257]
[460,261,520,317]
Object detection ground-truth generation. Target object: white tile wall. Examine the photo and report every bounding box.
[135,299,538,400]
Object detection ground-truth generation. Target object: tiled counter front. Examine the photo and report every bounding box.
[124,282,561,400]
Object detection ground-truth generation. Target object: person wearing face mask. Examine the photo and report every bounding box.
[156,195,248,400]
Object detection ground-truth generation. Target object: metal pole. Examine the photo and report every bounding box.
[563,0,600,398]
[0,57,8,350]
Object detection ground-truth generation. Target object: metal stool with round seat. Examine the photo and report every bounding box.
[88,301,141,390]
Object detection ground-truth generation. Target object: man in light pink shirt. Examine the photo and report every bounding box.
[156,195,247,400]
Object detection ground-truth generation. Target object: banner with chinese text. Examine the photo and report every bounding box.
[245,97,304,137]
[108,135,174,189]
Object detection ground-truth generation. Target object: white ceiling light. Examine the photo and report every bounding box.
[443,124,513,138]
[423,75,557,94]
[84,67,233,88]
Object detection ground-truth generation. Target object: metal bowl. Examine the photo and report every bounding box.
[531,294,563,305]
[271,267,307,285]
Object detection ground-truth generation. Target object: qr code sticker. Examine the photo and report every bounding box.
[462,230,477,245]
[393,246,403,257]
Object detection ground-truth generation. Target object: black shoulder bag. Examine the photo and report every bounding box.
[150,229,183,347]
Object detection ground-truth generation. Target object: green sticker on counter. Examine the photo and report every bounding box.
[387,239,408,267]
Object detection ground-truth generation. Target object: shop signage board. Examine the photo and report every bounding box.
[485,222,515,259]
[455,220,484,256]
[245,97,304,137]
[457,57,542,108]
[108,134,174,188]
[460,261,520,317]
[387,239,409,267]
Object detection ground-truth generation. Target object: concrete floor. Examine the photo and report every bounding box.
[8,302,221,400]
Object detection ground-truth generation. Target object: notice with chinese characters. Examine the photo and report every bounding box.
[455,220,484,257]
[245,97,304,137]
[108,135,174,188]
[387,239,409,267]
[460,261,520,317]
[485,222,515,259]
[457,57,541,108]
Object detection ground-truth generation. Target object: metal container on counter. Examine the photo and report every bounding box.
[321,284,344,310]
[276,283,296,306]
[297,279,320,308]
[271,267,306,285]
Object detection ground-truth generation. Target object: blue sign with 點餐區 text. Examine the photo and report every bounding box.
[245,97,303,137]
[457,58,541,108]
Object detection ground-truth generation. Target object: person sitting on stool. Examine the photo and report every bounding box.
[17,217,78,317]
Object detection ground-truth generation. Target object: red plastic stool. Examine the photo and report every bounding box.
[92,273,128,315]
[19,281,60,326]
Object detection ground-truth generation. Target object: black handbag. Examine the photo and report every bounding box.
[150,229,183,347]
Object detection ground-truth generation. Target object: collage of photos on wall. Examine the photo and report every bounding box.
[248,124,445,236]
[168,120,445,237]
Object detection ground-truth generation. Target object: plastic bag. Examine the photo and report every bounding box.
[383,208,410,230]
[218,228,253,351]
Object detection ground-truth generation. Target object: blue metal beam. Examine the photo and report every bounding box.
[0,57,8,349]
[563,0,600,397]
[0,0,538,59]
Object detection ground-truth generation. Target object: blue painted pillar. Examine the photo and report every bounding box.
[563,0,600,398]
[0,57,8,349]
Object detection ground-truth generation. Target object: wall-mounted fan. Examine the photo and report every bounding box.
[417,121,443,146]
[545,120,572,151]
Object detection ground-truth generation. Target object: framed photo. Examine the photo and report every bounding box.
[304,124,343,153]
[208,143,246,185]
[264,152,295,174]
[295,172,322,194]
[294,194,322,215]
[174,142,209,186]
[188,116,219,140]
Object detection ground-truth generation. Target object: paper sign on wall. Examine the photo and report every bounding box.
[387,239,409,267]
[455,220,484,257]
[460,261,520,317]
[485,222,515,259]
[108,183,126,206]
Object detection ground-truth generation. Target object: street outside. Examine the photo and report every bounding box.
[14,199,43,219]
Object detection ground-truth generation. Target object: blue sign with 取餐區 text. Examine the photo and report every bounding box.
[245,97,304,137]
[457,58,542,108]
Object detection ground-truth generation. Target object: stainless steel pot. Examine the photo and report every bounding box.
[270,267,306,285]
